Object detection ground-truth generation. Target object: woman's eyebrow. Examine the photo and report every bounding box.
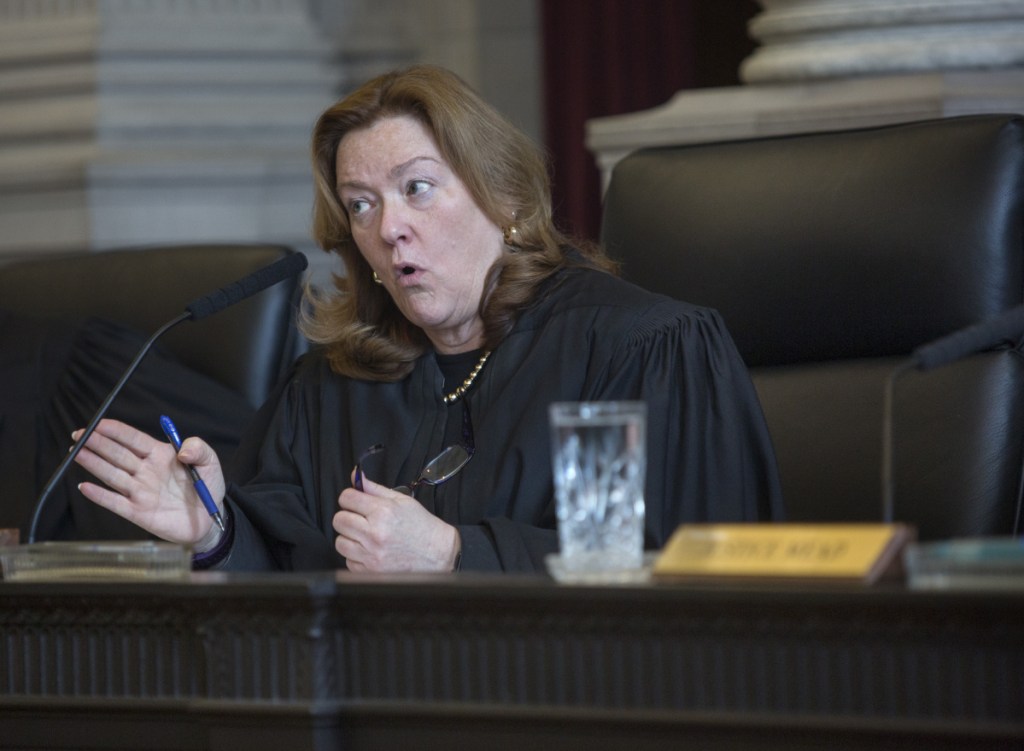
[336,155,442,192]
[389,155,441,179]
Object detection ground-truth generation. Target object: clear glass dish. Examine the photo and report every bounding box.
[904,537,1024,591]
[0,541,191,581]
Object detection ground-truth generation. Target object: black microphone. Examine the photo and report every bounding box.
[185,252,308,321]
[26,251,309,544]
[913,304,1024,371]
[881,304,1024,524]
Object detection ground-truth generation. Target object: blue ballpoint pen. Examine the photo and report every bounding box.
[159,415,226,532]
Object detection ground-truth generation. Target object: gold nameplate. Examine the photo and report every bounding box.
[653,524,915,584]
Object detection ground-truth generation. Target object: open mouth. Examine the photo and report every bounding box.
[395,265,421,286]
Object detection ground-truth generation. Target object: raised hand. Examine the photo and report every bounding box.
[73,418,225,545]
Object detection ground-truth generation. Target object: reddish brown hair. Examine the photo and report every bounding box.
[303,64,614,380]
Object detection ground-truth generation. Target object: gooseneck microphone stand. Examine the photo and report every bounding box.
[26,313,191,544]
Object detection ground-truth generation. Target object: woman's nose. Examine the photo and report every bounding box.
[379,200,410,245]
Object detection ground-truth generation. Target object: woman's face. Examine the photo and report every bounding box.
[335,115,505,354]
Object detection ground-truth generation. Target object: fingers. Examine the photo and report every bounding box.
[72,421,155,482]
[334,481,458,572]
[74,418,160,458]
[74,439,145,497]
[73,419,214,468]
[338,488,374,518]
[334,523,371,569]
[76,480,144,525]
[333,504,376,569]
[73,421,173,493]
[335,479,400,569]
[339,474,396,516]
[333,506,370,538]
[178,435,217,467]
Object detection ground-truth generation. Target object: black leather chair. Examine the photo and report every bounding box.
[0,243,307,540]
[0,243,306,410]
[601,114,1024,540]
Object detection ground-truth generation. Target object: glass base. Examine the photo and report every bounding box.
[545,552,654,585]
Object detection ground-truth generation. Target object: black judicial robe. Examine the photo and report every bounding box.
[222,266,784,572]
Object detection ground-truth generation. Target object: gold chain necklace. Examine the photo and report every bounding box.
[443,350,491,404]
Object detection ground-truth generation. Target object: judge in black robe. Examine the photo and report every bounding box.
[71,64,783,575]
[221,264,783,572]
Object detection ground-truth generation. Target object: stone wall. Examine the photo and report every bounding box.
[0,0,540,282]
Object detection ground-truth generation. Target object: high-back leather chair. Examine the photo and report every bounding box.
[0,243,306,410]
[0,243,307,540]
[601,114,1024,541]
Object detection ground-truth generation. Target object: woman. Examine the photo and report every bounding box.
[74,65,783,573]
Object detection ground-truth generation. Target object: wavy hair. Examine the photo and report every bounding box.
[303,64,616,381]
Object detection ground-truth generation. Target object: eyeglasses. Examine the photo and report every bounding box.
[354,443,473,497]
[395,443,473,495]
[353,404,475,497]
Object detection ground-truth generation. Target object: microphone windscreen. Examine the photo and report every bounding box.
[185,252,308,321]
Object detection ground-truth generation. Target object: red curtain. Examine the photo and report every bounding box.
[541,1,758,241]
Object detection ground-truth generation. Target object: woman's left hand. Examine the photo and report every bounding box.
[334,473,461,572]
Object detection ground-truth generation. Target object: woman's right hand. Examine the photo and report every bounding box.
[72,418,226,545]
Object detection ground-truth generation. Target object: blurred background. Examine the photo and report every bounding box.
[0,0,758,280]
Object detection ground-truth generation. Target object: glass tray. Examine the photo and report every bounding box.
[904,537,1024,591]
[0,541,191,582]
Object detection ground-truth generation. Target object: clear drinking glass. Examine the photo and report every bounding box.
[549,401,647,574]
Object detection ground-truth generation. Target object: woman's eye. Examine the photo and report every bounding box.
[348,198,370,216]
[407,180,431,198]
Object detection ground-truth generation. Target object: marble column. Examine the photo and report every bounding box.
[0,0,363,278]
[587,0,1024,188]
